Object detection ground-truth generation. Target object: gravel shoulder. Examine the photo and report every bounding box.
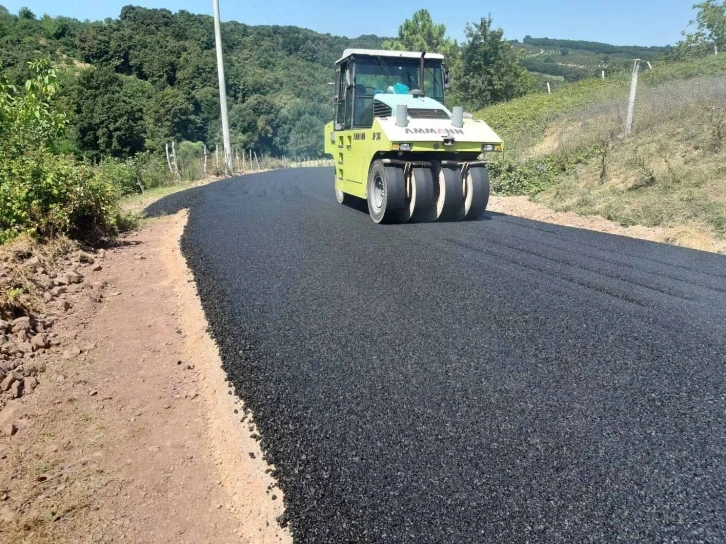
[0,211,289,543]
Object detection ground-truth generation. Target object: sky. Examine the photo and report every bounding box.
[1,0,697,46]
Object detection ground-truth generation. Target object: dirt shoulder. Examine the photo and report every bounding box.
[0,211,289,543]
[488,195,726,255]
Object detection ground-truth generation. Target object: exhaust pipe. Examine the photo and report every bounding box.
[419,52,426,98]
[396,104,408,127]
[452,106,464,128]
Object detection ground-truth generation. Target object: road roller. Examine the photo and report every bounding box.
[323,48,503,223]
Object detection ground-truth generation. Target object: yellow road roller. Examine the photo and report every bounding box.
[323,48,503,223]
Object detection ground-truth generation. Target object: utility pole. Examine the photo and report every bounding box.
[213,0,233,174]
[625,59,641,136]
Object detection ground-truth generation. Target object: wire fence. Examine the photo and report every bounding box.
[163,142,333,181]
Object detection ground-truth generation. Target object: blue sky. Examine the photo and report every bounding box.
[2,0,696,46]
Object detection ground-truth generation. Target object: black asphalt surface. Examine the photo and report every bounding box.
[147,168,726,543]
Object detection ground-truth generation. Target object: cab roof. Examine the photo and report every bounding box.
[336,49,445,64]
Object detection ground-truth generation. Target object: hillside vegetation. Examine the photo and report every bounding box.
[478,54,726,249]
[514,36,669,84]
[0,5,384,159]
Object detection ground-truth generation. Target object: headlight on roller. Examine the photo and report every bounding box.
[482,144,495,152]
[399,143,413,151]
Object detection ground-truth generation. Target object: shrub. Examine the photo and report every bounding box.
[136,152,174,189]
[0,60,121,243]
[96,153,173,196]
[97,157,138,195]
[0,148,119,242]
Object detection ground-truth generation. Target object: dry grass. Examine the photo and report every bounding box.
[525,74,726,246]
[664,225,716,251]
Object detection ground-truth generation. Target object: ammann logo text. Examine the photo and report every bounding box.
[404,127,464,135]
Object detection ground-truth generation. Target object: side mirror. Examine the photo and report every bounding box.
[443,66,451,90]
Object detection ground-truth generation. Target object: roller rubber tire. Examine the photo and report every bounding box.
[400,167,436,223]
[463,166,490,220]
[432,161,465,221]
[367,160,406,224]
[335,172,351,205]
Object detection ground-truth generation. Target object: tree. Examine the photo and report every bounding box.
[18,7,35,20]
[287,115,323,158]
[670,1,726,58]
[693,0,726,53]
[0,59,66,153]
[145,86,201,149]
[228,95,283,155]
[453,16,532,110]
[73,68,147,158]
[383,9,458,62]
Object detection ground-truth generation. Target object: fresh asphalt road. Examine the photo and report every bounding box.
[148,168,726,543]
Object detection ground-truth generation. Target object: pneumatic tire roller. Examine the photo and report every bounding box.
[324,48,502,224]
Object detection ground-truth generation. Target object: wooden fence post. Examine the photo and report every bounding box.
[171,141,180,178]
[165,143,173,173]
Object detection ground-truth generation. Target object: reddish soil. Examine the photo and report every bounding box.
[0,211,290,544]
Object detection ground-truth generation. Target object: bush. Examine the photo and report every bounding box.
[136,153,174,189]
[97,157,138,195]
[0,148,119,242]
[95,153,174,196]
[488,149,596,196]
[0,60,121,243]
[176,141,205,181]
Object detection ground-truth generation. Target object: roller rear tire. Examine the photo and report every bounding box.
[367,161,406,224]
[463,166,490,220]
[335,173,351,205]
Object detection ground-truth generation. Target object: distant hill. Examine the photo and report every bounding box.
[514,36,672,82]
[0,5,387,158]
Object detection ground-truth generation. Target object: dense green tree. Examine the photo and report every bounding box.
[228,95,283,155]
[693,0,726,52]
[287,115,323,158]
[453,17,532,110]
[0,5,392,157]
[383,9,458,62]
[73,68,146,158]
[17,7,35,20]
[145,86,201,149]
[521,35,668,58]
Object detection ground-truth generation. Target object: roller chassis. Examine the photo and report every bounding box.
[324,119,498,224]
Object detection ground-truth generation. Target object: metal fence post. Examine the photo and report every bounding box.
[625,59,641,136]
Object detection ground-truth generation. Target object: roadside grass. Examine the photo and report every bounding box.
[477,54,726,250]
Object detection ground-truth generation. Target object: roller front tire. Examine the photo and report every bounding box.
[367,160,405,223]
